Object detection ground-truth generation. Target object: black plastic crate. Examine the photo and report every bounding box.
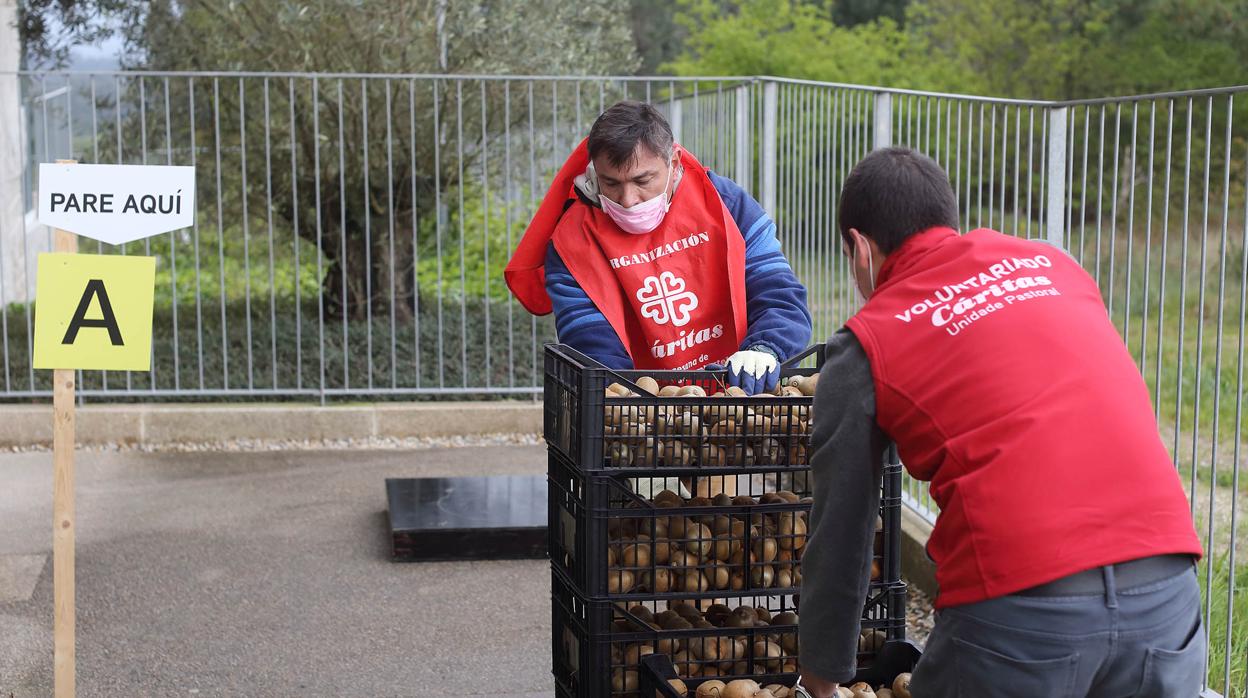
[543,343,824,473]
[639,640,921,698]
[548,450,903,599]
[551,569,906,698]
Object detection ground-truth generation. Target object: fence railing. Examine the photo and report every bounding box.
[0,71,1244,696]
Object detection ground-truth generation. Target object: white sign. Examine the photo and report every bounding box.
[38,164,196,244]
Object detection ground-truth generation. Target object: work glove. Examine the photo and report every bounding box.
[725,346,780,394]
[629,477,691,501]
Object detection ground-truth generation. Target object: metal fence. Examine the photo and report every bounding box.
[1,71,1244,695]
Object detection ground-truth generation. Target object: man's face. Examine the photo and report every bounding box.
[594,144,673,208]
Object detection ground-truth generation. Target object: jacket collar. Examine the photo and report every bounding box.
[875,227,960,290]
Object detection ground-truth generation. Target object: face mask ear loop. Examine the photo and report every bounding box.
[868,245,876,296]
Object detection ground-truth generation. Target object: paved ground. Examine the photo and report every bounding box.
[0,445,552,697]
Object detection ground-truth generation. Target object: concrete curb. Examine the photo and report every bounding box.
[0,401,543,447]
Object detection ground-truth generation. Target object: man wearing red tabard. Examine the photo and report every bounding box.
[505,101,812,393]
[796,148,1204,698]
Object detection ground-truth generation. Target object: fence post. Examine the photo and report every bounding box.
[669,97,683,145]
[874,92,892,149]
[761,81,778,215]
[1046,107,1068,248]
[735,84,751,195]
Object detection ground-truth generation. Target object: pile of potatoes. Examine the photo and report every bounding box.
[606,490,885,595]
[606,490,811,594]
[602,375,819,469]
[667,678,798,698]
[664,673,912,698]
[609,602,799,691]
[607,603,897,694]
[831,674,912,698]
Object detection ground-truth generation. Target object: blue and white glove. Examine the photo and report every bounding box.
[726,346,780,394]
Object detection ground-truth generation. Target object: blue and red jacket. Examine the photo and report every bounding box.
[533,156,811,368]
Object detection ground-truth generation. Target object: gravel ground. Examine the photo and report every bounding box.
[906,585,936,646]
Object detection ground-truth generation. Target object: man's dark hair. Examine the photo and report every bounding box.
[838,147,959,254]
[588,101,675,169]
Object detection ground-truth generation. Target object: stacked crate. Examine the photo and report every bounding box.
[544,344,905,697]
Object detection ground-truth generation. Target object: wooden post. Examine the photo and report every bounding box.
[52,159,77,698]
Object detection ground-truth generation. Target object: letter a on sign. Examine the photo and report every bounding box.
[33,254,156,371]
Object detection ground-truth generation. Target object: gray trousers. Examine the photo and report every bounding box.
[912,563,1206,697]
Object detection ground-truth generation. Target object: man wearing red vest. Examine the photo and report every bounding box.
[797,148,1204,697]
[505,101,812,392]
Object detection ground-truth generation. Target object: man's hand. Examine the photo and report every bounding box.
[796,672,840,698]
[726,347,780,394]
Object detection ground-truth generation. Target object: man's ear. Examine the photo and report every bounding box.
[848,228,867,260]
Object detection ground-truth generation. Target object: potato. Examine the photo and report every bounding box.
[871,558,882,581]
[628,605,655,624]
[636,376,660,395]
[741,411,774,438]
[607,569,635,594]
[848,683,875,698]
[667,516,695,538]
[606,441,633,467]
[836,689,854,698]
[653,489,683,507]
[710,563,731,589]
[699,443,729,467]
[680,570,711,593]
[607,382,631,396]
[770,610,799,626]
[611,669,639,692]
[667,678,689,697]
[658,385,683,397]
[751,533,779,563]
[786,441,808,465]
[696,680,727,698]
[892,673,911,698]
[662,440,697,466]
[778,630,798,654]
[676,384,707,398]
[682,523,714,557]
[624,643,654,665]
[620,542,652,568]
[721,680,760,698]
[774,569,794,588]
[859,629,887,653]
[775,549,795,570]
[876,690,894,698]
[613,420,649,438]
[779,385,804,398]
[750,564,775,589]
[631,437,661,466]
[775,512,808,551]
[706,420,739,447]
[672,649,701,676]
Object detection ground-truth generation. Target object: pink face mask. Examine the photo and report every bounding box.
[599,163,673,235]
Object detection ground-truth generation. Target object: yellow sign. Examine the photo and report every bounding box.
[33,253,156,371]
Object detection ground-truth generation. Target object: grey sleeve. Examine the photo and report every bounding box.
[798,328,889,683]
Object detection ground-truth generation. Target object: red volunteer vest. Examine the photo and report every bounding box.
[846,227,1201,608]
[505,141,747,370]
